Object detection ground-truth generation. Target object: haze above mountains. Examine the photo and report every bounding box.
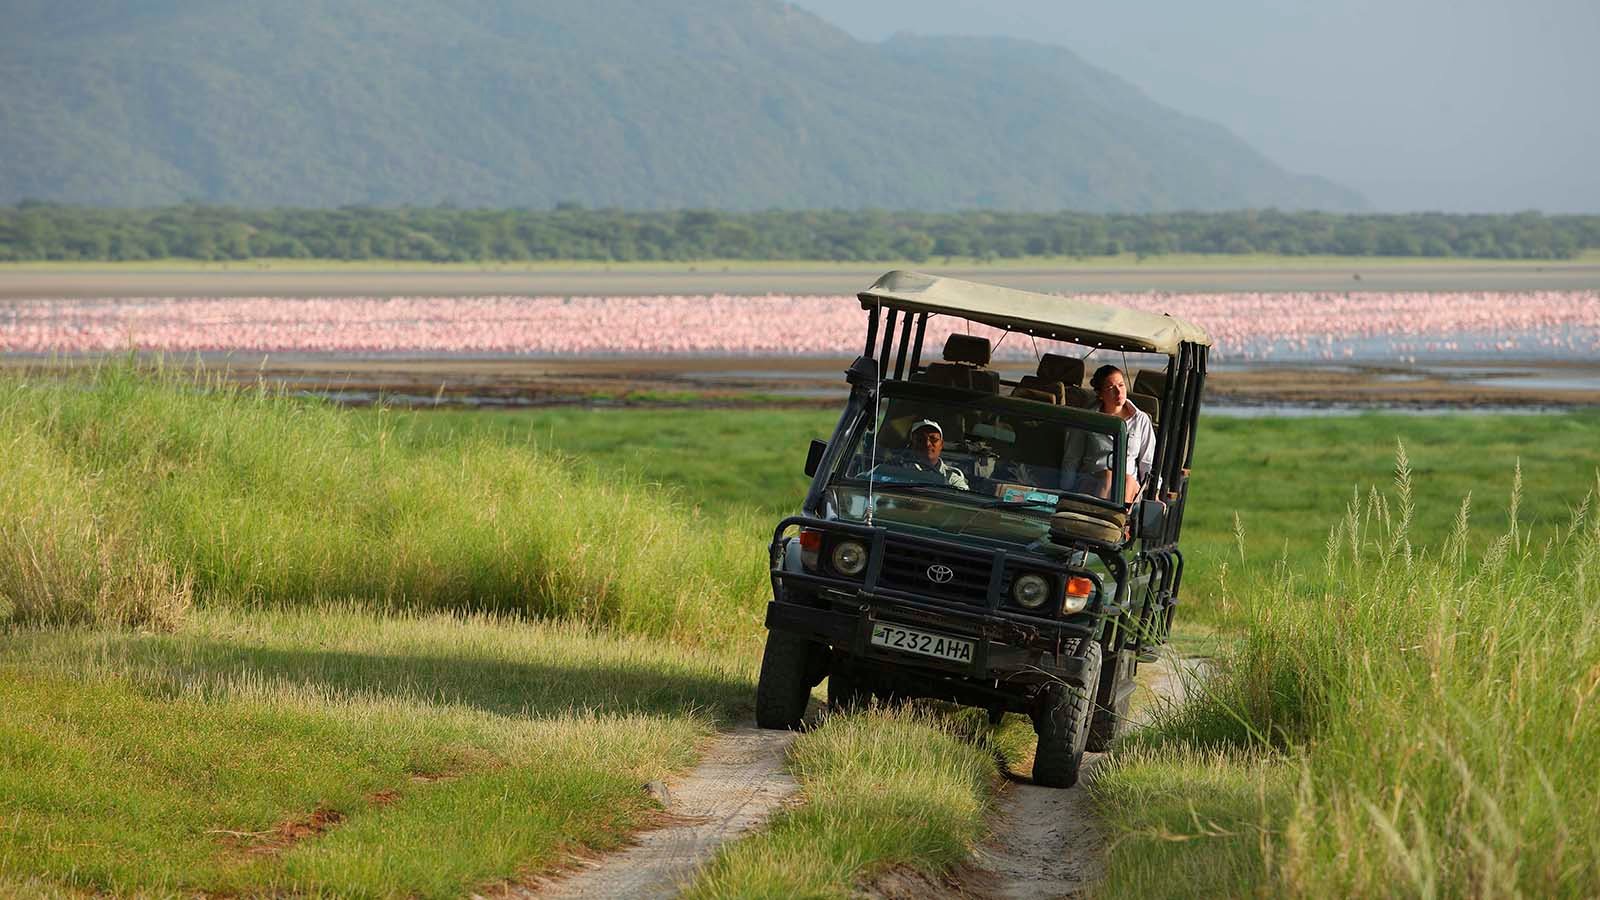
[0,0,1375,211]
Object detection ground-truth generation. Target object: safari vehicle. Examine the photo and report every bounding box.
[755,271,1210,787]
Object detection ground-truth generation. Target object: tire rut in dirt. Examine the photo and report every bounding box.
[968,655,1203,900]
[517,726,799,899]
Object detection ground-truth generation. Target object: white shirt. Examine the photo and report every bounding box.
[1122,399,1156,481]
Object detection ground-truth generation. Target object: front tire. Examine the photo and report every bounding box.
[755,631,814,729]
[1032,640,1103,788]
[826,654,871,711]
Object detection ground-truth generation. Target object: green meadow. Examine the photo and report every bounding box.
[2,365,1598,895]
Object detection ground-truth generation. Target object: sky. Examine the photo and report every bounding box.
[787,0,1600,213]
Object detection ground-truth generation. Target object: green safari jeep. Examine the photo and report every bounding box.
[756,271,1211,788]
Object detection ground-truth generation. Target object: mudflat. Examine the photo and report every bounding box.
[3,261,1598,299]
[7,353,1598,409]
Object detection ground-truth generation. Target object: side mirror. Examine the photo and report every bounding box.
[804,439,828,477]
[1135,498,1167,540]
[844,355,878,388]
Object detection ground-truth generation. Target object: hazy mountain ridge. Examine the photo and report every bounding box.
[0,0,1366,211]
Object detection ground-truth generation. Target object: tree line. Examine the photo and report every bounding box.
[2,203,1596,263]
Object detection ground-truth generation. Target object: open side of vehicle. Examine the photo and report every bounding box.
[756,270,1210,787]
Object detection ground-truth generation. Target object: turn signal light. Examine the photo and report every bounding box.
[798,528,823,571]
[1063,576,1095,614]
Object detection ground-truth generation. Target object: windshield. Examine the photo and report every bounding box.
[825,384,1126,537]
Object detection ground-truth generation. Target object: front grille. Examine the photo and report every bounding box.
[877,536,995,607]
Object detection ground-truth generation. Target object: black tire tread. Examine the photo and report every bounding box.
[755,631,813,729]
[1033,640,1103,788]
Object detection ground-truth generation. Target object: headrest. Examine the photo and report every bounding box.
[1036,353,1084,386]
[943,334,992,366]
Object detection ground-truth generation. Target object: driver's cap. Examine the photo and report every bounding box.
[909,418,943,438]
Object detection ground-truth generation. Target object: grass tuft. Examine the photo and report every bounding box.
[685,706,1027,898]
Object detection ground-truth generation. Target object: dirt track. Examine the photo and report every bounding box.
[513,656,1201,899]
[519,726,798,899]
[966,655,1205,900]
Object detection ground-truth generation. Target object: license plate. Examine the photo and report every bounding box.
[870,623,974,663]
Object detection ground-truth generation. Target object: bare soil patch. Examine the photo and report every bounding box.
[209,805,346,858]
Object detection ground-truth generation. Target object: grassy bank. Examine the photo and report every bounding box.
[1093,457,1600,896]
[0,365,767,646]
[0,605,753,897]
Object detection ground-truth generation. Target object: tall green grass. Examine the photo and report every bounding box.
[0,365,766,645]
[1095,447,1600,896]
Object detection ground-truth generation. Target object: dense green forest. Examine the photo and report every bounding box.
[3,205,1596,263]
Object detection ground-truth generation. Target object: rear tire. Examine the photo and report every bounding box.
[755,631,814,729]
[1087,646,1134,752]
[1032,640,1103,788]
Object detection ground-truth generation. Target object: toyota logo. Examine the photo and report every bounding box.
[926,564,955,584]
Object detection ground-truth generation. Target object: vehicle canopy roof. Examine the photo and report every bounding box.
[858,270,1212,356]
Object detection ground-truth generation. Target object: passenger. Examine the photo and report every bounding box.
[1091,365,1156,504]
[896,419,970,490]
[1060,365,1155,503]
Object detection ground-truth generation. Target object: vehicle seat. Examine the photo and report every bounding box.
[924,334,1000,394]
[1036,353,1085,387]
[1131,369,1166,425]
[1064,385,1096,408]
[1011,385,1058,404]
[1131,394,1160,425]
[1132,369,1167,400]
[1013,376,1065,404]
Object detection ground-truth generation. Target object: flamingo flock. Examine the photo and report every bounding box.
[1,291,1597,361]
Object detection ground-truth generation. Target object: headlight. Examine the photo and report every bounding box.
[1012,573,1050,609]
[830,540,868,576]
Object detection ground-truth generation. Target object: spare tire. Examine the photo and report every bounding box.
[1054,497,1127,527]
[1050,498,1126,545]
[1050,510,1124,545]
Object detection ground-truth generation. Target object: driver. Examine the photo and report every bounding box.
[899,419,970,490]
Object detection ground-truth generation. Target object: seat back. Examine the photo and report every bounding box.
[1132,393,1161,426]
[1132,368,1167,401]
[925,363,1000,394]
[1015,375,1066,404]
[922,334,999,394]
[1011,386,1058,404]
